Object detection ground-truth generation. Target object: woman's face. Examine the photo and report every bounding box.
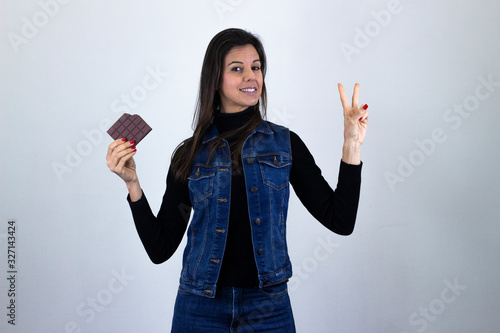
[218,44,263,114]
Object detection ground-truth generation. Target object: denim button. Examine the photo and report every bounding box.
[251,186,258,193]
[254,218,261,225]
[258,249,264,255]
[247,157,254,164]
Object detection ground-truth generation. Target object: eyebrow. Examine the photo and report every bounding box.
[227,59,261,67]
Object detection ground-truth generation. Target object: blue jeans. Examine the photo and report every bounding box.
[171,282,296,332]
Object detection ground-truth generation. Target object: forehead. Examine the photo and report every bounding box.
[224,45,260,63]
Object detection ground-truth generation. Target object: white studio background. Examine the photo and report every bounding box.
[1,0,499,332]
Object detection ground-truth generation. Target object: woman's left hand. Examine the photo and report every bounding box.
[338,83,369,146]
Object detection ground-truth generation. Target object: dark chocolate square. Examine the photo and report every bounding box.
[107,113,152,145]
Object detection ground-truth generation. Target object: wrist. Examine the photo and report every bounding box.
[343,139,362,152]
[342,140,362,165]
[126,179,142,202]
[125,178,139,187]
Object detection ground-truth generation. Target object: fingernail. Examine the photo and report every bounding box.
[359,117,363,121]
[363,104,368,110]
[130,146,136,150]
[129,140,136,145]
[121,138,126,142]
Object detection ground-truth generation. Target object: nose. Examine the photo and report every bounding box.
[244,67,256,81]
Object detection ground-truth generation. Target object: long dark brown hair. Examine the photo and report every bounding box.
[171,28,268,182]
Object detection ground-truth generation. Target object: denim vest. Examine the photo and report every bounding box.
[180,120,292,298]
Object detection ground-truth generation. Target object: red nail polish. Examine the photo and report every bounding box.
[121,138,126,142]
[130,146,136,150]
[359,117,363,121]
[363,104,368,110]
[129,140,136,145]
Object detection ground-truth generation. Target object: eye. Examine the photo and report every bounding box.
[252,66,261,71]
[231,67,242,72]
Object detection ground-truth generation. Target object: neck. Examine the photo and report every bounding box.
[220,106,250,114]
[214,106,257,134]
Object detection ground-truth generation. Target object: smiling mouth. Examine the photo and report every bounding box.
[240,88,257,92]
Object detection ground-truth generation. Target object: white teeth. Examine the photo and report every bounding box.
[240,88,256,92]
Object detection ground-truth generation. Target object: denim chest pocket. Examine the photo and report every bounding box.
[188,166,215,202]
[257,154,291,190]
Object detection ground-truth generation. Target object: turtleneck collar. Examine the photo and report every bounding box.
[214,106,257,134]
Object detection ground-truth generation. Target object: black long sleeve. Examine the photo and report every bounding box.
[289,131,362,236]
[128,112,362,285]
[128,160,191,264]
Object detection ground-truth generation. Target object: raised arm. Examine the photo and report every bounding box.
[290,83,368,234]
[290,132,362,235]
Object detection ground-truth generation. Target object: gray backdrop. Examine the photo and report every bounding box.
[2,0,499,332]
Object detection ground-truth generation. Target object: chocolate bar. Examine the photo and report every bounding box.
[107,113,152,145]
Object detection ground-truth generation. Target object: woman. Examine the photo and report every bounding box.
[106,28,368,332]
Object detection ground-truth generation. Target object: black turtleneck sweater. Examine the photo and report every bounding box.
[129,107,362,287]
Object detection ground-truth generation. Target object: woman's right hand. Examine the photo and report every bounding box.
[106,138,138,183]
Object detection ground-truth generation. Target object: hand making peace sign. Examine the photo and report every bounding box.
[338,83,369,146]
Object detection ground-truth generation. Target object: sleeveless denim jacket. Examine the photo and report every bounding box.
[180,120,292,298]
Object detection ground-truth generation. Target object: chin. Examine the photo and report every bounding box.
[242,97,260,106]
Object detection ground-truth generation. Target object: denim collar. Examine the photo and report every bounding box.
[202,120,273,144]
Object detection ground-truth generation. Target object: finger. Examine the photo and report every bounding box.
[352,83,360,109]
[358,104,369,120]
[108,144,136,171]
[359,110,369,122]
[338,83,350,111]
[106,138,127,160]
[114,145,137,164]
[115,149,137,172]
[107,139,135,161]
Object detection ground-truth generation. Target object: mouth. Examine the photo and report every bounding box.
[240,87,257,94]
